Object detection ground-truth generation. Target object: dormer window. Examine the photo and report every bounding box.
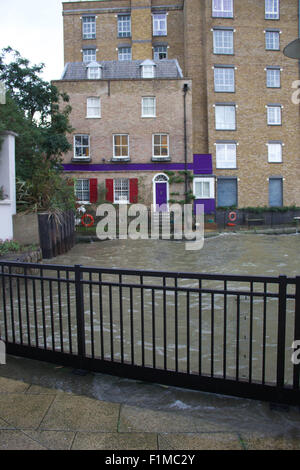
[86,61,102,79]
[141,60,156,79]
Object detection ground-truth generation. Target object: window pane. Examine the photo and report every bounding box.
[82,16,96,39]
[215,105,236,130]
[216,143,236,168]
[213,0,233,17]
[153,134,169,157]
[153,14,167,36]
[118,15,131,37]
[265,0,279,19]
[118,47,132,61]
[114,178,129,203]
[214,67,235,92]
[213,30,234,54]
[75,179,90,202]
[268,143,282,162]
[267,106,281,125]
[266,31,280,50]
[267,68,280,87]
[153,46,168,60]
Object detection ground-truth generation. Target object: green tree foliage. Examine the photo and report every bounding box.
[0,47,75,211]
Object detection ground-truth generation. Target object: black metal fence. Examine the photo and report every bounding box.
[0,260,299,405]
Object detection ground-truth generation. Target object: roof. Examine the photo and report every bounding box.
[61,59,183,80]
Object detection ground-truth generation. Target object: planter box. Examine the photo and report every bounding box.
[13,212,39,245]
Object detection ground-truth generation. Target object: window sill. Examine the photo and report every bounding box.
[86,116,101,119]
[141,115,156,119]
[111,158,130,162]
[72,158,91,163]
[152,157,171,162]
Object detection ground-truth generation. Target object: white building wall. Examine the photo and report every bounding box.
[0,131,17,240]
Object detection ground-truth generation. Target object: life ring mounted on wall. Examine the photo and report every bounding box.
[81,214,94,227]
[228,211,237,223]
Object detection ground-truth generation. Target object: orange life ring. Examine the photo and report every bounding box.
[228,211,237,222]
[81,214,94,227]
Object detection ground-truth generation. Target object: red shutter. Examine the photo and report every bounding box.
[129,178,138,204]
[106,179,114,202]
[89,178,98,203]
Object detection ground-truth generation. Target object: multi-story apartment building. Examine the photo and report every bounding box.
[53,0,300,212]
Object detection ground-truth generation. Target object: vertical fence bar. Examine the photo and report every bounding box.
[293,277,300,390]
[175,277,178,373]
[57,270,63,353]
[152,289,156,369]
[119,274,124,363]
[211,293,214,378]
[99,272,104,360]
[66,270,72,355]
[236,294,240,381]
[187,291,190,374]
[24,266,31,347]
[163,277,167,370]
[140,275,145,368]
[89,272,95,359]
[40,267,46,349]
[49,279,55,351]
[109,285,114,362]
[130,287,134,365]
[32,275,38,348]
[1,265,8,341]
[8,266,15,343]
[223,280,227,379]
[199,278,202,376]
[262,282,267,385]
[276,276,287,389]
[75,265,86,365]
[16,275,23,345]
[249,281,254,384]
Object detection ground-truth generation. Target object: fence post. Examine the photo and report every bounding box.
[293,276,300,389]
[276,275,287,389]
[75,265,85,367]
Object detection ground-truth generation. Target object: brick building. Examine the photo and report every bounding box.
[54,0,300,211]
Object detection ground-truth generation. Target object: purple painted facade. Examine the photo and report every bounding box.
[194,199,216,215]
[62,154,213,175]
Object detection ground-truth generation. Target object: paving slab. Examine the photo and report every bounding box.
[0,394,55,430]
[0,430,47,450]
[25,430,76,450]
[0,377,30,394]
[158,432,244,450]
[241,432,300,450]
[119,404,200,433]
[72,432,158,450]
[40,393,120,432]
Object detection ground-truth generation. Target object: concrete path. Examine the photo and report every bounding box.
[0,356,300,450]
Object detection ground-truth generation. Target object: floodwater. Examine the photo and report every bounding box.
[55,232,300,277]
[2,233,300,435]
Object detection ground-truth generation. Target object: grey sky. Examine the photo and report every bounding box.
[0,0,65,82]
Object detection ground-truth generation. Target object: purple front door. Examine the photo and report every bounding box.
[155,182,168,211]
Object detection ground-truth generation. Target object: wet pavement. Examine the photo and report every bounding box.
[0,355,300,450]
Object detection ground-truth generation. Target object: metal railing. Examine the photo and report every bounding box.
[0,260,299,405]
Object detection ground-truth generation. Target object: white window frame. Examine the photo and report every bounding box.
[267,105,281,125]
[265,30,280,50]
[266,67,281,88]
[82,16,96,40]
[193,178,215,200]
[213,29,234,55]
[113,134,129,160]
[216,142,237,169]
[74,135,90,159]
[86,97,101,118]
[87,65,101,79]
[142,65,155,79]
[153,13,167,36]
[83,49,96,63]
[141,97,156,117]
[265,0,279,20]
[118,14,131,38]
[152,134,169,159]
[75,179,90,203]
[118,47,132,61]
[214,66,235,92]
[153,45,168,60]
[215,104,236,130]
[268,142,282,163]
[114,178,130,204]
[212,0,233,18]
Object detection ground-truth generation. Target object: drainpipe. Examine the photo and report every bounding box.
[183,83,189,203]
